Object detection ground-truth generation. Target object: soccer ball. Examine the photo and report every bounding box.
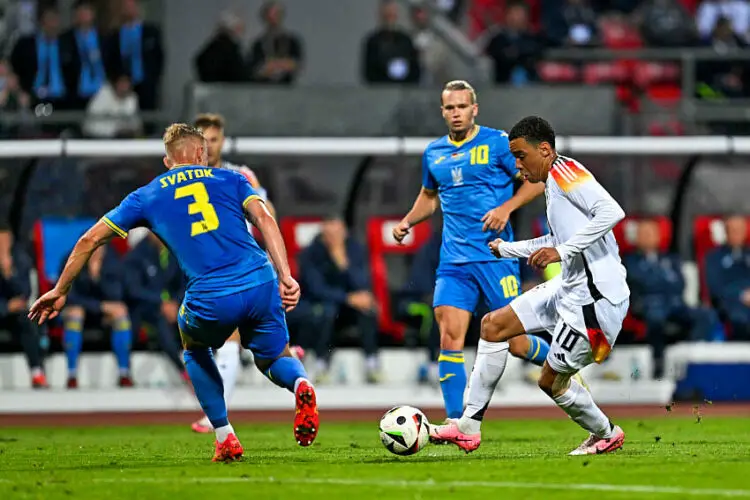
[379,406,430,456]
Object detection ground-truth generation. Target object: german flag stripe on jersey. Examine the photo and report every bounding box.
[550,157,593,193]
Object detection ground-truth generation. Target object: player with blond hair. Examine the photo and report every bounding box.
[393,80,551,421]
[30,124,319,461]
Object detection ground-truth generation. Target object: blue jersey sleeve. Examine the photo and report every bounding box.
[238,174,263,208]
[494,131,519,180]
[102,190,145,238]
[421,150,437,191]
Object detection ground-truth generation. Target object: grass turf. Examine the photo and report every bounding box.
[1,415,749,499]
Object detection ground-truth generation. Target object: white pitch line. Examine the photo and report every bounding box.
[87,476,750,497]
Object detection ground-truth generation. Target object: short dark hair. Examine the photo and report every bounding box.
[194,113,225,131]
[508,116,556,148]
[74,0,93,10]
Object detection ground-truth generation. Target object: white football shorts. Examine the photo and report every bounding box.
[510,275,629,374]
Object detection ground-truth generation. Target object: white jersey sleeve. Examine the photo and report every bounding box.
[223,161,269,201]
[553,168,625,263]
[544,156,629,306]
[497,234,554,258]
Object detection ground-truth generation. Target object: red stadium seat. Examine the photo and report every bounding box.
[599,17,643,49]
[366,217,432,342]
[537,62,580,83]
[693,215,750,303]
[278,217,323,279]
[582,61,631,85]
[633,62,681,90]
[612,215,672,255]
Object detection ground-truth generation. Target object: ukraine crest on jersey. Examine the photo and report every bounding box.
[422,125,518,264]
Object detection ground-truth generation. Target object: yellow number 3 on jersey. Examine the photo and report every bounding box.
[174,182,220,236]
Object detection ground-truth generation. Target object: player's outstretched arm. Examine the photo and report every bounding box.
[393,187,438,243]
[491,234,554,259]
[482,180,545,232]
[244,199,300,311]
[28,221,116,324]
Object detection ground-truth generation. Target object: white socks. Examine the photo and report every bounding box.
[215,424,235,443]
[214,341,241,404]
[458,339,510,435]
[553,378,615,439]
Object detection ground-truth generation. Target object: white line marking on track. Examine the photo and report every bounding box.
[85,476,750,497]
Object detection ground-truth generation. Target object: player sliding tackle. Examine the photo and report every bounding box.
[29,124,319,462]
[430,116,629,455]
[393,80,551,422]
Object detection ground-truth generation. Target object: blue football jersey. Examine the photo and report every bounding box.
[422,125,518,264]
[103,165,274,298]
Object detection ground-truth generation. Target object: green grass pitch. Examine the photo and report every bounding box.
[1,416,749,499]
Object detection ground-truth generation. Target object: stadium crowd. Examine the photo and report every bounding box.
[1,0,750,132]
[0,0,749,390]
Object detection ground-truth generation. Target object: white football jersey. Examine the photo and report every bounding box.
[222,160,269,201]
[498,155,630,308]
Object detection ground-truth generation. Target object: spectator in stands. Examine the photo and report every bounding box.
[638,0,699,47]
[399,229,441,384]
[10,4,71,110]
[0,59,31,137]
[61,245,134,388]
[60,0,107,111]
[195,11,248,83]
[362,0,421,84]
[297,215,381,384]
[410,4,452,86]
[485,1,543,85]
[706,215,750,340]
[105,0,163,111]
[124,231,186,380]
[696,17,749,99]
[624,219,718,378]
[543,0,600,47]
[0,244,47,388]
[247,1,303,85]
[696,0,750,42]
[82,73,142,138]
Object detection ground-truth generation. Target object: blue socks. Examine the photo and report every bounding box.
[438,349,467,419]
[264,356,307,392]
[184,348,228,428]
[63,318,84,375]
[525,335,550,367]
[111,316,132,374]
[64,315,133,377]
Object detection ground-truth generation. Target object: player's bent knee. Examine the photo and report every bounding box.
[480,306,522,343]
[508,335,530,358]
[64,306,85,321]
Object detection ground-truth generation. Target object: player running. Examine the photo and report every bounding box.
[393,80,551,420]
[29,124,318,462]
[430,116,629,455]
[189,113,304,434]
